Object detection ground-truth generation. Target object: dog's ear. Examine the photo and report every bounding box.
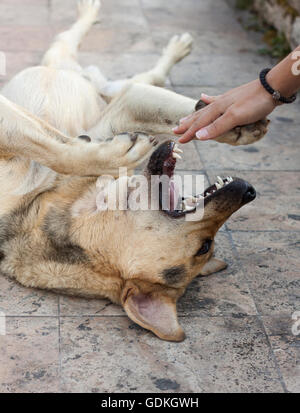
[199,257,227,276]
[122,283,185,342]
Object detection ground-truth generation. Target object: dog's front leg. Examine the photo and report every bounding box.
[88,83,197,140]
[88,84,269,146]
[0,95,156,176]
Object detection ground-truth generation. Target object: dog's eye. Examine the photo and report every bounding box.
[195,240,212,256]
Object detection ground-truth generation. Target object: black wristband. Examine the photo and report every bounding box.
[259,68,297,104]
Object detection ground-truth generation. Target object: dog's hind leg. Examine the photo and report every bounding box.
[42,0,101,71]
[131,33,193,87]
[90,33,194,102]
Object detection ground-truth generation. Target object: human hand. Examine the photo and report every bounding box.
[173,79,277,143]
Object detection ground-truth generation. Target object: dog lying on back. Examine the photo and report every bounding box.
[0,0,268,341]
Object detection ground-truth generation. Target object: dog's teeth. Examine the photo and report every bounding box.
[215,182,222,190]
[182,200,195,211]
[227,176,233,183]
[217,176,224,186]
[172,152,182,160]
[173,144,183,154]
[186,204,195,211]
[186,196,197,205]
[183,199,196,209]
[186,196,197,206]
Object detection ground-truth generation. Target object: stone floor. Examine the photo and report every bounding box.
[0,0,299,393]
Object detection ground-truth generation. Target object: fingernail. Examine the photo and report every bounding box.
[201,93,209,99]
[196,128,209,140]
[172,126,179,132]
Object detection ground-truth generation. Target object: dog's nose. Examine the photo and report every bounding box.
[242,183,256,204]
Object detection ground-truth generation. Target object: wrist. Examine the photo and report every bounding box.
[255,78,278,108]
[266,69,291,97]
[260,68,297,104]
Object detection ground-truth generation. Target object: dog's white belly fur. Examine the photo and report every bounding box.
[1,66,105,137]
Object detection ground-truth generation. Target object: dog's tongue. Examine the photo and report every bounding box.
[163,155,176,178]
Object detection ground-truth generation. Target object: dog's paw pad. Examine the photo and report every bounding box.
[236,119,269,145]
[216,119,269,146]
[78,134,92,143]
[110,132,157,167]
[195,99,208,111]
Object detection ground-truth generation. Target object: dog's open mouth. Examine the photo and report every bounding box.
[147,141,256,218]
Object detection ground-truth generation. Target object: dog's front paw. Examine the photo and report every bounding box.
[215,119,269,146]
[77,0,101,21]
[67,133,157,176]
[104,132,158,170]
[164,33,194,63]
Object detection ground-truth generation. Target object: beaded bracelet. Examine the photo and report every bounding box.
[259,68,297,104]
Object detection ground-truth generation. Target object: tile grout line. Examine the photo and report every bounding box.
[256,315,289,393]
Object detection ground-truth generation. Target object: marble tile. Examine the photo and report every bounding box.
[262,316,300,393]
[151,29,259,55]
[194,136,300,171]
[0,273,58,316]
[79,51,162,80]
[0,26,55,52]
[169,53,272,87]
[0,0,49,26]
[81,28,155,54]
[0,317,59,393]
[59,295,123,316]
[50,0,146,28]
[231,231,300,316]
[141,0,241,33]
[59,315,283,392]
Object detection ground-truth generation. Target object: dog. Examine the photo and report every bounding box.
[0,0,269,341]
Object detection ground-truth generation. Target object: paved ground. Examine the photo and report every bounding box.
[0,0,299,393]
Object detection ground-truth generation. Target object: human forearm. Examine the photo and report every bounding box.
[267,45,300,97]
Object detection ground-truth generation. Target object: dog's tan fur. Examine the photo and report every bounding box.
[0,0,266,341]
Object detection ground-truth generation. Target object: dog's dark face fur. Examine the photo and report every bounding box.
[89,141,256,341]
